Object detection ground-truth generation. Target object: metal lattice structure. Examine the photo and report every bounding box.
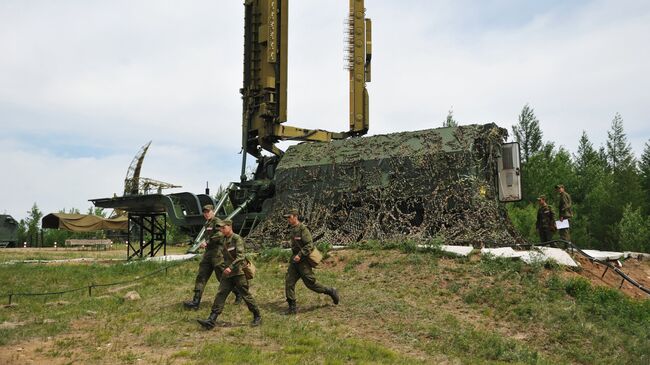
[127,213,167,260]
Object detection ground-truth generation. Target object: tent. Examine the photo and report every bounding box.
[42,213,128,232]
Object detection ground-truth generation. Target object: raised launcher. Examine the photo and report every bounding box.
[246,123,523,248]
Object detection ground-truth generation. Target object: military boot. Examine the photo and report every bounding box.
[327,287,340,305]
[234,292,243,305]
[197,311,219,330]
[286,299,297,315]
[183,290,202,310]
[251,309,262,327]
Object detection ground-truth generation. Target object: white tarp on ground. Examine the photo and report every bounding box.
[417,244,474,256]
[145,254,197,262]
[538,247,580,267]
[440,245,474,257]
[582,249,625,260]
[481,247,526,258]
[482,247,579,267]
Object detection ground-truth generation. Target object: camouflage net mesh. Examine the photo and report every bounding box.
[246,124,522,247]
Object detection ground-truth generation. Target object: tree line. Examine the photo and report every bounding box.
[15,204,110,247]
[15,203,193,248]
[507,104,650,253]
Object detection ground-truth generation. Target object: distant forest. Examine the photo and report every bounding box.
[503,104,650,253]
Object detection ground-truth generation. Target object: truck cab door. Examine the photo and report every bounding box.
[497,142,522,202]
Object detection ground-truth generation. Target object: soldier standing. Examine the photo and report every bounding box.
[555,184,573,242]
[535,195,555,243]
[283,208,339,314]
[183,205,241,310]
[197,219,261,329]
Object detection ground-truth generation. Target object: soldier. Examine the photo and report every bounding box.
[555,184,573,242]
[183,205,241,310]
[197,219,261,329]
[535,195,555,243]
[283,208,339,315]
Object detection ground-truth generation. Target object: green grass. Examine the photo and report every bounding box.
[0,246,648,364]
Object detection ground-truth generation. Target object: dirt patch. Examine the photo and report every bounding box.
[0,319,190,365]
[564,255,650,298]
[0,321,26,330]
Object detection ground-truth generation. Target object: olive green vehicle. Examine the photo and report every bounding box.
[0,215,18,247]
[92,0,522,252]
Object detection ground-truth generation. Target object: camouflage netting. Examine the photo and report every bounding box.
[246,124,523,247]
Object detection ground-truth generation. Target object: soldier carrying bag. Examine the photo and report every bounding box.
[243,257,256,280]
[224,245,256,280]
[307,247,323,267]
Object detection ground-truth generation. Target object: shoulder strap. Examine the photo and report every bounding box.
[223,238,235,261]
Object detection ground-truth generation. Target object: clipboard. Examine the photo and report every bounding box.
[555,220,570,229]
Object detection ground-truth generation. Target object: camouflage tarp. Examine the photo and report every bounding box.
[42,213,128,232]
[247,123,522,247]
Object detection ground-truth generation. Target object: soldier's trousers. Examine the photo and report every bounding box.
[193,251,222,294]
[193,253,240,298]
[538,229,554,244]
[285,260,329,302]
[559,228,571,242]
[210,274,259,315]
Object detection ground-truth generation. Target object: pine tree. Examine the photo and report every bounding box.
[575,131,597,170]
[512,104,543,163]
[573,131,605,203]
[521,142,575,204]
[618,204,650,253]
[606,113,635,171]
[443,108,458,127]
[595,113,644,249]
[24,203,43,246]
[639,140,650,214]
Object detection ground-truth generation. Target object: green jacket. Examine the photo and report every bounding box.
[202,218,225,267]
[221,233,246,277]
[536,204,555,232]
[558,191,573,219]
[289,223,314,258]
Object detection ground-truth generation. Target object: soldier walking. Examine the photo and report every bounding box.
[555,184,573,242]
[283,208,339,314]
[197,219,261,329]
[183,205,241,310]
[535,195,555,243]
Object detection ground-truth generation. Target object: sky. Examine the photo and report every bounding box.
[1,0,649,221]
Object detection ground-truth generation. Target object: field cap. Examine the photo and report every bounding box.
[283,208,299,218]
[202,204,214,212]
[537,195,546,201]
[217,219,233,227]
[554,184,564,190]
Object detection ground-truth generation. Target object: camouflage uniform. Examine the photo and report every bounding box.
[192,217,225,294]
[184,216,240,309]
[558,190,573,242]
[285,223,337,308]
[209,232,260,319]
[536,203,555,243]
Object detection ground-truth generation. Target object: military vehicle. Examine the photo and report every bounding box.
[92,0,522,255]
[0,215,19,247]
